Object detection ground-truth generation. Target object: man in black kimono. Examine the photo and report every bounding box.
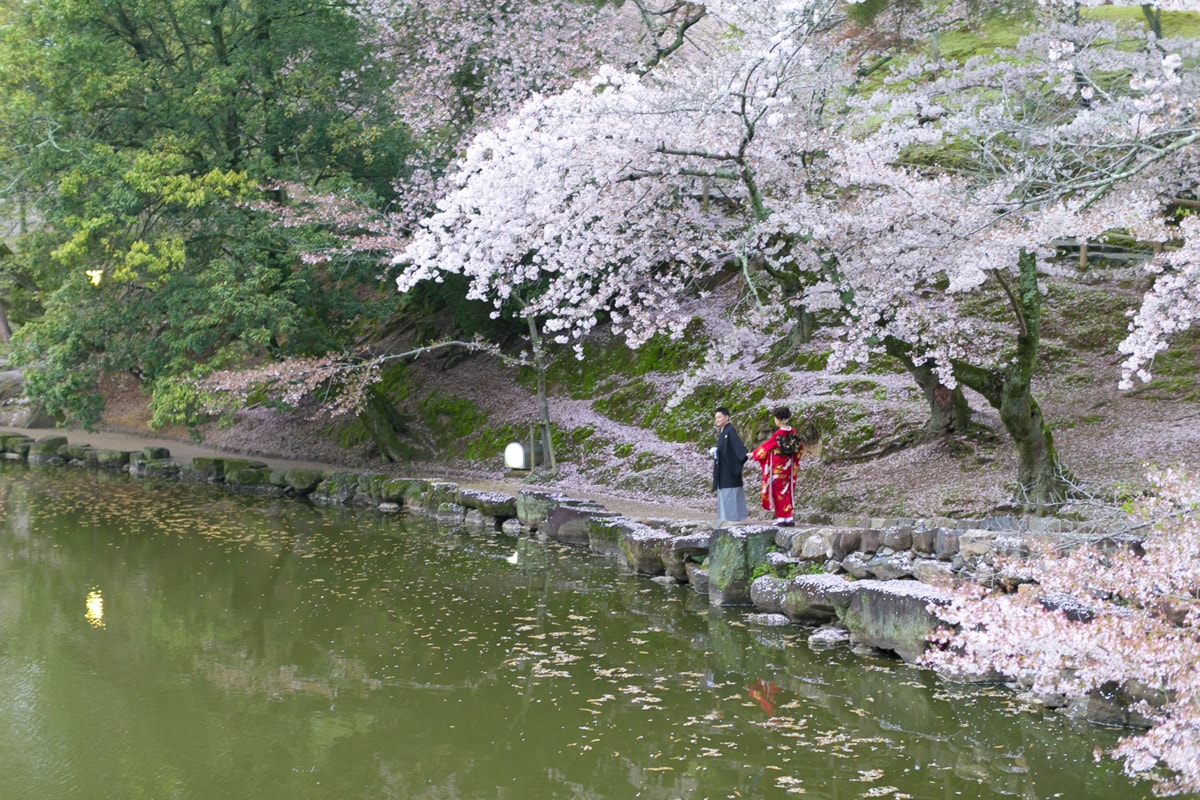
[711,407,748,524]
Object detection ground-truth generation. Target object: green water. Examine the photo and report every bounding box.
[0,463,1167,800]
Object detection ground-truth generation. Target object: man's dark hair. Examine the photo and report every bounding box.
[773,406,791,421]
[715,407,731,417]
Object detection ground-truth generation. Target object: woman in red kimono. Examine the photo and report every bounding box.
[752,406,804,527]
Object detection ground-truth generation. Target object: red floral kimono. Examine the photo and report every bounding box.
[752,427,802,520]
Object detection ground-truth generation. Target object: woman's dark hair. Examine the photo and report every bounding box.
[772,406,791,421]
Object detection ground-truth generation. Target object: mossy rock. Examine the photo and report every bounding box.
[459,489,518,518]
[617,524,671,575]
[28,435,69,466]
[226,466,272,486]
[64,444,92,461]
[142,446,172,460]
[403,479,431,507]
[139,459,181,478]
[226,469,285,496]
[29,435,68,455]
[357,474,413,503]
[353,472,386,501]
[587,515,625,558]
[221,457,269,472]
[311,472,361,505]
[840,581,951,664]
[284,468,326,494]
[190,457,226,481]
[90,449,131,469]
[435,501,466,522]
[516,490,569,528]
[0,434,33,456]
[424,480,461,510]
[708,526,778,606]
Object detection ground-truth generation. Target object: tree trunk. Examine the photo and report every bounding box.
[884,336,972,436]
[1142,4,1163,38]
[0,299,11,345]
[526,316,557,474]
[952,251,1072,511]
[358,383,414,463]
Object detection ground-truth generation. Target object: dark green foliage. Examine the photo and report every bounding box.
[846,0,904,27]
[1,0,412,426]
[401,276,527,344]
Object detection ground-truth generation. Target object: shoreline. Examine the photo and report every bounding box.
[2,425,715,524]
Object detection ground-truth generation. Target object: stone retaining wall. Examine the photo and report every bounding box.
[0,429,1142,728]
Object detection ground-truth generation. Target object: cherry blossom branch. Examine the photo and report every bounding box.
[629,1,707,74]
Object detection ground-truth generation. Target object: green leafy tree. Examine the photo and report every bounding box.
[0,0,409,426]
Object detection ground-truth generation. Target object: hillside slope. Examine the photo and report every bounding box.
[67,275,1200,524]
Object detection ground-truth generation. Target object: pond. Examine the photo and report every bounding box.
[0,462,1169,800]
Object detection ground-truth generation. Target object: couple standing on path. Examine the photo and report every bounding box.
[711,406,804,527]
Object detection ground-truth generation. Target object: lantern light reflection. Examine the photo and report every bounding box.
[85,588,105,629]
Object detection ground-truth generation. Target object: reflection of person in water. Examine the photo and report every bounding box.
[746,678,781,715]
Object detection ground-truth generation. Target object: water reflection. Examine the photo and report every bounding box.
[84,588,105,629]
[0,462,1179,800]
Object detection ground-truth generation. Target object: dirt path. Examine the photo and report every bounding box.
[4,425,336,470]
[3,425,715,523]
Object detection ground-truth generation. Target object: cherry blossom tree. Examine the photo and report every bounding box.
[921,466,1200,795]
[1120,214,1200,389]
[347,0,708,226]
[389,0,850,457]
[806,5,1198,506]
[866,6,1200,791]
[391,0,861,369]
[811,151,1172,505]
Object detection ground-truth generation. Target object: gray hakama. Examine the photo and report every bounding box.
[716,486,747,523]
